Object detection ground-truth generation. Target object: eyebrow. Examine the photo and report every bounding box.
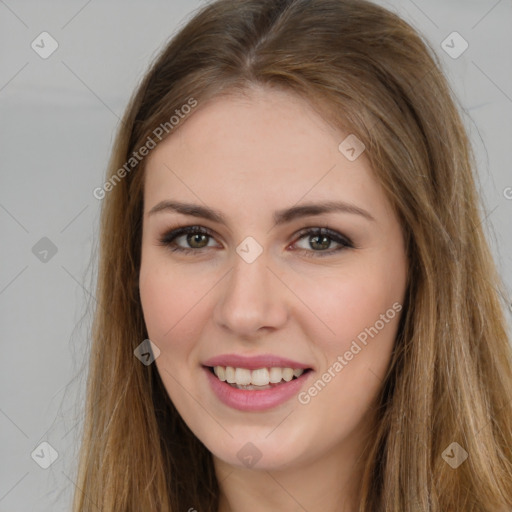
[148,199,375,225]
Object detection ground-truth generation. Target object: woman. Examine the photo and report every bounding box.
[74,0,512,510]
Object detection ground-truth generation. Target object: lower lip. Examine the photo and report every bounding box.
[203,366,313,411]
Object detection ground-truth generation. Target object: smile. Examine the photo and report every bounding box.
[203,365,313,411]
[210,365,307,389]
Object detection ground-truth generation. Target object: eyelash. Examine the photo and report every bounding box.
[157,225,354,258]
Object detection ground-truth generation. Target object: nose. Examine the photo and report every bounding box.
[212,250,289,339]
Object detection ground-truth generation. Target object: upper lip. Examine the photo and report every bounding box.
[203,353,313,370]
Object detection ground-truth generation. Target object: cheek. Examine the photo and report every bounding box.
[139,261,207,349]
[340,283,400,351]
[292,259,404,403]
[312,267,404,402]
[139,264,206,407]
[140,240,213,322]
[292,262,404,351]
[295,280,401,433]
[139,269,172,341]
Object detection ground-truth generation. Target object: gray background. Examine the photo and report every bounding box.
[1,1,511,510]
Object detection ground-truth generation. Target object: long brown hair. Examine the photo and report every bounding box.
[73,0,512,510]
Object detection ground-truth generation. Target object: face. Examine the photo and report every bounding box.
[139,86,407,473]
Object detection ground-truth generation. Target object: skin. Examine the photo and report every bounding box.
[139,86,408,512]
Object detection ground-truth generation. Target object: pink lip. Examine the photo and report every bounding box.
[202,353,312,370]
[203,366,313,411]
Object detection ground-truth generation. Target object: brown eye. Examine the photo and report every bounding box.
[292,227,354,257]
[159,225,354,257]
[186,232,210,249]
[159,226,218,254]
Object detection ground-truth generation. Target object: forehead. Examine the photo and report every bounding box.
[147,88,341,167]
[142,87,390,222]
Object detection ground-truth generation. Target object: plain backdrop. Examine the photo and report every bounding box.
[1,0,511,510]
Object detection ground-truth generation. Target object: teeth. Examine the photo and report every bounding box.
[225,366,236,383]
[212,366,305,386]
[251,368,270,386]
[269,367,283,383]
[213,366,226,381]
[282,368,294,382]
[234,368,251,385]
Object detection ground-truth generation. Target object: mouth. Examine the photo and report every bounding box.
[204,365,313,390]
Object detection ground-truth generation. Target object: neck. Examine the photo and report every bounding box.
[214,423,372,512]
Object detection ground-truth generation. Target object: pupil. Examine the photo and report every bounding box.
[189,233,207,248]
[312,235,330,250]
